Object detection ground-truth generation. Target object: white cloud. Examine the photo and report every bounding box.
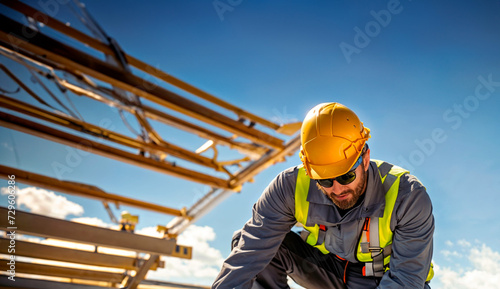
[143,224,225,285]
[441,249,462,258]
[1,186,84,219]
[136,226,163,238]
[434,240,500,289]
[468,244,500,273]
[457,240,471,247]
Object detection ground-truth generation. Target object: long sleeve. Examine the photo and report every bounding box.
[378,174,434,288]
[212,169,298,289]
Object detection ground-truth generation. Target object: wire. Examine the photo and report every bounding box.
[118,109,142,138]
[0,50,83,120]
[68,0,107,42]
[0,63,54,109]
[26,68,82,120]
[0,86,20,94]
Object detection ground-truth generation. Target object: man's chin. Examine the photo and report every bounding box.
[331,194,358,210]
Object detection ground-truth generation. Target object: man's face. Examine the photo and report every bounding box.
[316,150,370,210]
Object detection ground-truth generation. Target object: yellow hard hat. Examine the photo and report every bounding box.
[299,103,370,179]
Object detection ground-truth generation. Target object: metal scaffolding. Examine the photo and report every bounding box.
[0,1,301,288]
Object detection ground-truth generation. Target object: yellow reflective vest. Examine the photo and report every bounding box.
[294,160,434,281]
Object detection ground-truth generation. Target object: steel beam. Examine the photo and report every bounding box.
[0,165,184,217]
[0,207,180,256]
[141,104,268,157]
[0,94,223,171]
[229,135,301,188]
[0,0,113,55]
[60,80,268,158]
[0,112,231,189]
[125,55,282,131]
[0,15,285,149]
[124,254,159,289]
[0,0,288,132]
[0,0,302,239]
[0,238,162,270]
[0,261,124,283]
[0,277,112,289]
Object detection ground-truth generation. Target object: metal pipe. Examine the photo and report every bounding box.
[0,0,286,131]
[0,112,232,189]
[0,165,186,216]
[0,15,285,149]
[0,238,162,270]
[0,207,178,255]
[0,94,224,171]
[59,79,268,157]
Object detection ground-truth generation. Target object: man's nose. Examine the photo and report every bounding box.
[326,181,345,195]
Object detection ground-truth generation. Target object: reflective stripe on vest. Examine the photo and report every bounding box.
[356,160,406,277]
[295,166,329,254]
[294,161,434,282]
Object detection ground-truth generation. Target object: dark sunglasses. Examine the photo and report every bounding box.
[316,155,363,187]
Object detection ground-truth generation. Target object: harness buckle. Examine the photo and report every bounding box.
[368,247,383,254]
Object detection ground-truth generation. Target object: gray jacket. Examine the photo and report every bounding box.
[212,160,434,288]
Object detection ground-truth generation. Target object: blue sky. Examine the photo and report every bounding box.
[1,0,500,287]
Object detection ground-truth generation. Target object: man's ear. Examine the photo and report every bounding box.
[363,148,371,171]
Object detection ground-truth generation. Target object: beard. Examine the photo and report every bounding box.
[317,163,367,210]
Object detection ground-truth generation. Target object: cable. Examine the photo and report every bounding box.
[0,86,20,94]
[26,68,81,120]
[118,109,142,138]
[68,0,107,42]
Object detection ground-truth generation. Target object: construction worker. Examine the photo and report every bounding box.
[119,211,138,233]
[212,103,434,289]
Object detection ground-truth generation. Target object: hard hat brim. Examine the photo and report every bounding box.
[306,148,364,180]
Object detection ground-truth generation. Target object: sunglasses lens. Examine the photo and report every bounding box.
[317,178,334,188]
[336,171,357,185]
